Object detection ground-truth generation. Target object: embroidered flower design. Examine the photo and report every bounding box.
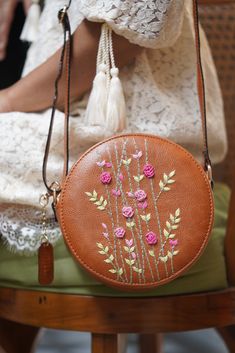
[119,173,124,181]
[138,201,148,209]
[96,160,106,167]
[114,227,126,238]
[105,162,112,168]
[132,151,143,159]
[143,164,155,178]
[169,239,178,247]
[100,171,112,184]
[125,239,133,247]
[145,231,158,245]
[134,189,147,202]
[126,191,135,198]
[112,189,121,197]
[122,206,134,218]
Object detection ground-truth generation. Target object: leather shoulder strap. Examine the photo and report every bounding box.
[42,0,213,195]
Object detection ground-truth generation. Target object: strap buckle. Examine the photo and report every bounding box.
[205,161,214,189]
[58,5,68,23]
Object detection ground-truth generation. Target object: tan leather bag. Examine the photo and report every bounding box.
[40,0,214,291]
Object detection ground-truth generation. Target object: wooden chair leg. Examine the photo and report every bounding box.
[139,334,163,353]
[0,318,40,353]
[92,333,122,353]
[217,325,235,353]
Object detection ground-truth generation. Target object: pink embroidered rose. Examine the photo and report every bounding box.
[143,164,155,178]
[114,227,126,238]
[170,239,178,247]
[145,231,158,245]
[122,206,134,218]
[100,171,112,184]
[134,189,147,202]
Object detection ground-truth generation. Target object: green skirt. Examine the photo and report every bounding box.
[0,183,230,297]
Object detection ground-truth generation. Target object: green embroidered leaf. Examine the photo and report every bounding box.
[103,200,107,207]
[126,221,135,228]
[159,180,164,190]
[97,206,105,211]
[166,221,171,230]
[109,269,117,274]
[175,218,181,224]
[118,268,123,275]
[169,234,176,239]
[149,250,155,257]
[167,251,173,258]
[169,170,176,178]
[89,197,96,202]
[125,259,135,266]
[98,250,106,255]
[170,214,175,222]
[100,196,104,203]
[97,243,104,249]
[173,250,179,256]
[175,208,180,217]
[93,190,98,198]
[140,215,146,221]
[172,225,179,230]
[94,201,102,206]
[85,192,92,197]
[160,256,168,263]
[124,246,130,253]
[146,213,151,221]
[122,158,132,165]
[104,258,112,263]
[163,173,168,182]
[163,187,170,191]
[109,255,114,261]
[133,266,142,274]
[133,174,144,182]
[164,229,169,238]
[104,246,109,253]
[133,266,139,273]
[167,179,175,184]
[129,246,135,253]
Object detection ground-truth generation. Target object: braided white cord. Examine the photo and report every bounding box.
[108,27,116,69]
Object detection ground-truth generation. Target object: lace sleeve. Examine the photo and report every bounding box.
[80,0,185,48]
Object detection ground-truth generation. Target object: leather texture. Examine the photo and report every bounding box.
[56,134,214,291]
[38,242,54,285]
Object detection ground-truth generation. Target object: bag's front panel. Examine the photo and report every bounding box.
[58,134,214,290]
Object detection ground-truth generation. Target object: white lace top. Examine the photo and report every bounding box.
[0,0,227,254]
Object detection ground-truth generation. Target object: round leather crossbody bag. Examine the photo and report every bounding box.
[40,0,214,291]
[56,133,214,290]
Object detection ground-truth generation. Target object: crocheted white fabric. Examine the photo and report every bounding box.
[0,0,227,253]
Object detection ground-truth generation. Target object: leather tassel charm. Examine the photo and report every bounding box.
[20,0,41,43]
[38,242,54,285]
[38,193,54,285]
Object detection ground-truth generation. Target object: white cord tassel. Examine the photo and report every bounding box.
[106,29,126,132]
[85,25,109,127]
[106,67,126,132]
[20,0,41,43]
[85,63,108,126]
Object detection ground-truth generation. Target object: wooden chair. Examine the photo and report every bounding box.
[0,1,235,352]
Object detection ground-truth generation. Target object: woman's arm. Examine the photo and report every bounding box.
[0,20,142,113]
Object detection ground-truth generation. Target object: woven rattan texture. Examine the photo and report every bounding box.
[199,3,235,186]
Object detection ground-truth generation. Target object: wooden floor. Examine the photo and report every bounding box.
[35,329,228,353]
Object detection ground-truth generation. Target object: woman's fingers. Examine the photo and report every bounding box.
[0,0,18,61]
